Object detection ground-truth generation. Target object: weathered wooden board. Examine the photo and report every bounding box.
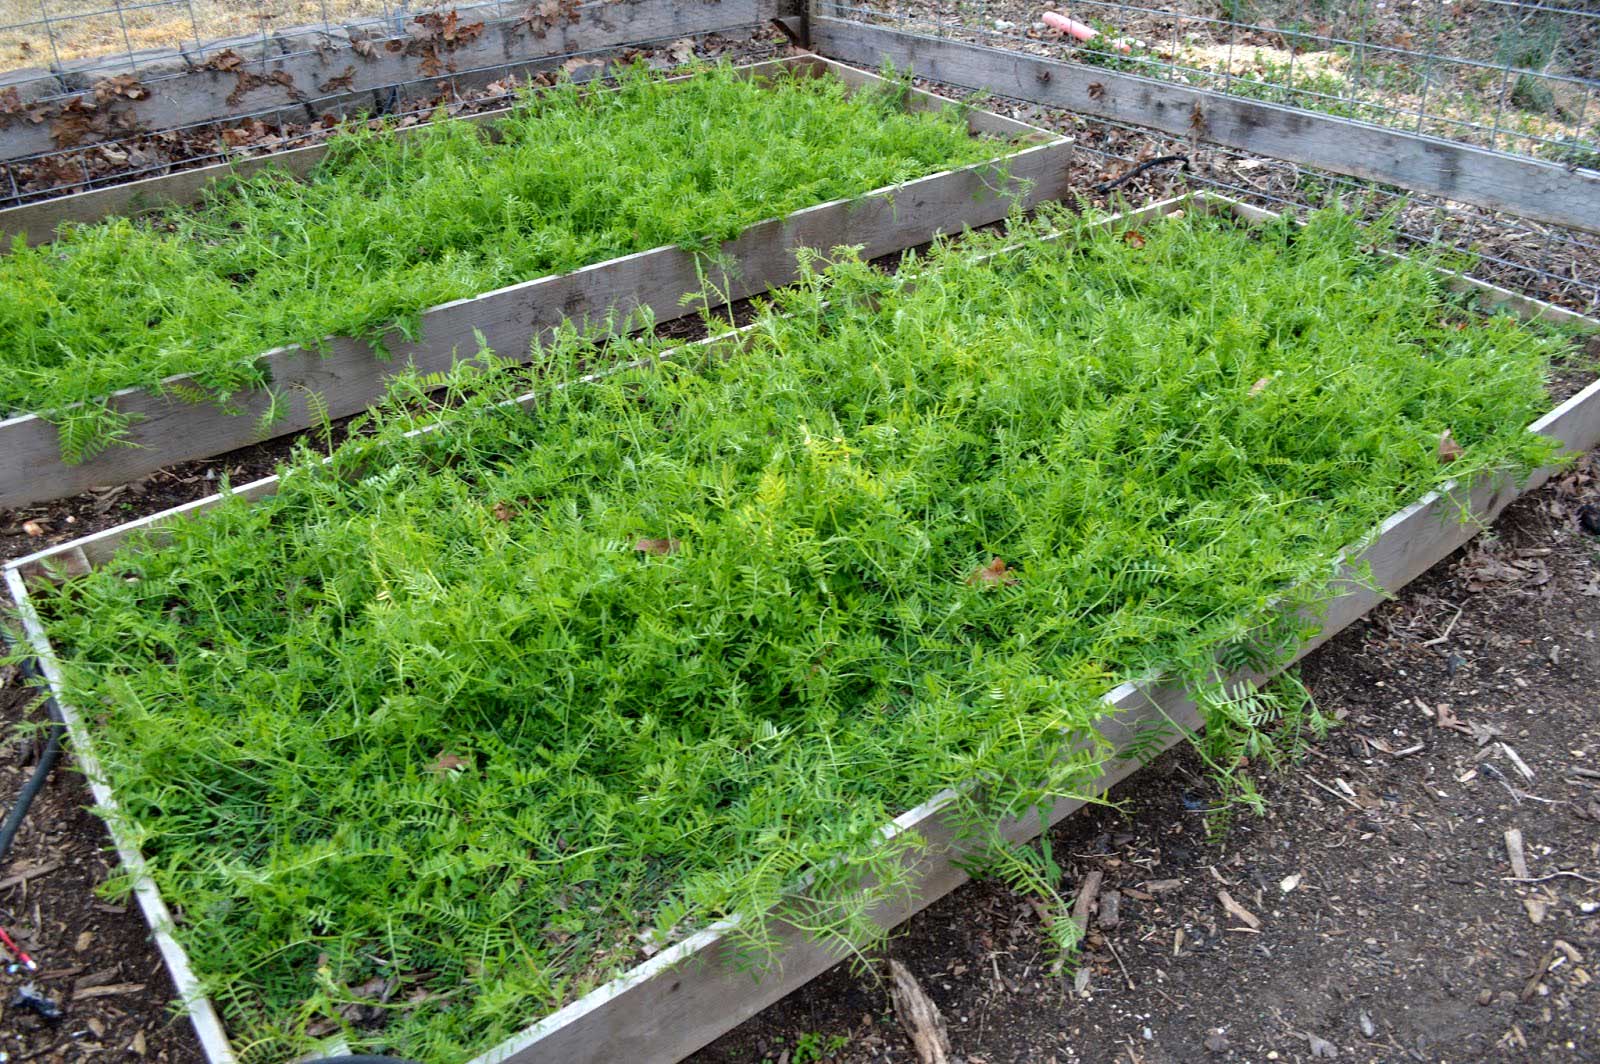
[0,58,1071,509]
[8,193,1597,1064]
[811,18,1600,237]
[0,0,779,164]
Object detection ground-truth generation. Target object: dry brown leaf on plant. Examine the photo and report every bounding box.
[633,537,681,557]
[967,557,1018,587]
[1437,429,1463,463]
[429,752,471,777]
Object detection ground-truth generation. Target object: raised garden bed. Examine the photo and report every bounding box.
[6,193,1598,1064]
[0,54,1072,509]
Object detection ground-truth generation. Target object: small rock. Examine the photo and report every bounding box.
[1307,1032,1338,1058]
[1203,1029,1230,1053]
[993,19,1017,31]
[1358,1011,1375,1038]
[1477,987,1494,1006]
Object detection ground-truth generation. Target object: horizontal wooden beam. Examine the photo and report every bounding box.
[810,18,1600,237]
[0,58,1070,509]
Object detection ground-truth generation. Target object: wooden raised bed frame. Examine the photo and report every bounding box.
[0,54,1074,509]
[5,193,1598,1064]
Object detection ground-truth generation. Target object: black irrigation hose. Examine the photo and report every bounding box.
[0,625,67,866]
[1092,153,1191,194]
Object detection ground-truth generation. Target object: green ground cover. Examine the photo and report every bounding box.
[28,207,1567,1061]
[0,62,1001,460]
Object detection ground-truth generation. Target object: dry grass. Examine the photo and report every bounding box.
[0,0,449,67]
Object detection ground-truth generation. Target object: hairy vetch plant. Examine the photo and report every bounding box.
[27,207,1569,1062]
[0,61,1001,461]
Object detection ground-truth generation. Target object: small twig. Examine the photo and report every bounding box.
[1304,773,1365,811]
[1106,939,1136,990]
[1420,605,1463,646]
[1501,743,1536,782]
[1503,871,1600,884]
[1505,828,1529,880]
[1072,869,1104,935]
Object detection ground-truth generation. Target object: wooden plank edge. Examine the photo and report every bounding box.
[4,566,237,1063]
[0,68,1070,508]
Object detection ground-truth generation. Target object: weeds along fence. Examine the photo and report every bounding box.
[806,0,1600,313]
[0,0,793,204]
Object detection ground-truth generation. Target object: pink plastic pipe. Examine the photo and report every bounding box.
[1041,10,1134,53]
[1041,11,1096,41]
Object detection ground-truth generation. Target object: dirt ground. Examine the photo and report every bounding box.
[1,24,1599,1064]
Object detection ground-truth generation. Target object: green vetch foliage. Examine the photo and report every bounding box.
[28,207,1568,1062]
[0,61,1003,462]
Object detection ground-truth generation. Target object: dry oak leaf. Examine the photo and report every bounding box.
[1249,376,1272,397]
[634,537,681,556]
[93,73,149,102]
[1437,429,1463,463]
[1122,229,1147,249]
[967,557,1018,587]
[430,752,470,777]
[492,501,516,523]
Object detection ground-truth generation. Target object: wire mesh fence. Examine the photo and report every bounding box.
[811,0,1600,311]
[813,0,1598,166]
[2,2,465,72]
